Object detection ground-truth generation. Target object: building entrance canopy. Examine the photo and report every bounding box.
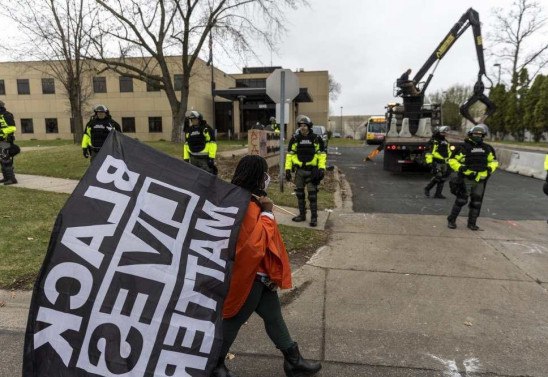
[214,87,313,103]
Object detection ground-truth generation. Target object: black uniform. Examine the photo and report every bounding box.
[285,129,327,227]
[183,121,218,174]
[0,106,20,185]
[447,136,499,230]
[424,133,452,198]
[82,115,121,160]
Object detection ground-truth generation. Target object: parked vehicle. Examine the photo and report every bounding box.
[365,116,387,145]
[312,125,329,148]
[380,7,495,172]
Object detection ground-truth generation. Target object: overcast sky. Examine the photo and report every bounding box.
[1,0,546,118]
[215,0,546,116]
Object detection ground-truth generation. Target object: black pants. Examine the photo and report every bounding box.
[294,168,318,218]
[425,161,451,195]
[0,142,18,182]
[448,178,487,225]
[219,280,294,360]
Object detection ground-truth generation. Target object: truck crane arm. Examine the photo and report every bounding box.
[399,7,495,125]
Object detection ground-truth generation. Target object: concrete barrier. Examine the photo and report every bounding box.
[415,117,432,137]
[495,148,516,170]
[495,147,547,180]
[387,117,399,137]
[399,118,411,137]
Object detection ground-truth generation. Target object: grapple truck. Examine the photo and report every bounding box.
[369,8,496,172]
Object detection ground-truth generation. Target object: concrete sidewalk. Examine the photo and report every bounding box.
[3,166,548,376]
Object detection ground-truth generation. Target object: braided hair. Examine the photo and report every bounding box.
[231,155,268,196]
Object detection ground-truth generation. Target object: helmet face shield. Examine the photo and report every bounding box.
[468,124,489,137]
[94,104,108,113]
[185,110,202,120]
[296,115,312,128]
[438,126,450,133]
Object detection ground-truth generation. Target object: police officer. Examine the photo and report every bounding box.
[183,110,218,175]
[447,124,498,230]
[424,126,452,199]
[269,116,280,135]
[82,104,121,161]
[285,115,327,227]
[0,100,20,185]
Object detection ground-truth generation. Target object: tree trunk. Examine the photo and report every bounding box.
[171,78,191,143]
[70,95,84,145]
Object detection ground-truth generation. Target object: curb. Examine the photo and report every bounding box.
[280,165,352,300]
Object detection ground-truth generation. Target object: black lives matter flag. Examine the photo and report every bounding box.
[23,132,250,377]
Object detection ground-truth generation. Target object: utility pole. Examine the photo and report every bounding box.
[209,29,216,135]
[340,106,343,135]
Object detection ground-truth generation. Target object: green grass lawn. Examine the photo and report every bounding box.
[0,187,70,289]
[15,139,248,180]
[328,138,365,147]
[4,138,335,289]
[491,140,548,149]
[0,185,330,289]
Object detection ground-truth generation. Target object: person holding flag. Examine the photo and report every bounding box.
[212,155,321,377]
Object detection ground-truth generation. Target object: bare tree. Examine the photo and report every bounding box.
[90,0,306,142]
[345,115,364,139]
[489,0,548,87]
[2,0,98,144]
[329,74,341,101]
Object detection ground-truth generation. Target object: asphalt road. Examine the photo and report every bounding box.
[329,145,547,221]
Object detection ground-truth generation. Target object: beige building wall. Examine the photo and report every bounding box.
[230,69,329,134]
[293,71,329,128]
[0,56,235,141]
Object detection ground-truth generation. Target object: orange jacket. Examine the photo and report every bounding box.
[223,200,292,318]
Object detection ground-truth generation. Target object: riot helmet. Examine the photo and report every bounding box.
[468,124,489,143]
[93,104,108,119]
[468,124,489,136]
[433,125,450,135]
[94,104,108,113]
[185,110,203,120]
[296,115,313,128]
[269,116,276,123]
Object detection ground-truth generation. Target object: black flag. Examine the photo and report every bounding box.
[23,132,250,377]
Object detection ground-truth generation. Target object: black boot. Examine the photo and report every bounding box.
[281,342,321,377]
[433,183,446,199]
[292,189,306,222]
[211,358,238,377]
[3,165,17,185]
[424,180,435,197]
[447,216,457,229]
[309,214,317,227]
[467,207,480,231]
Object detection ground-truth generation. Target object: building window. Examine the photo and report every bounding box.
[17,79,30,95]
[45,118,59,133]
[122,117,136,133]
[93,77,107,93]
[148,117,162,133]
[0,80,5,95]
[21,119,34,133]
[119,76,133,93]
[146,79,161,92]
[174,74,183,91]
[236,78,266,88]
[42,78,55,94]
